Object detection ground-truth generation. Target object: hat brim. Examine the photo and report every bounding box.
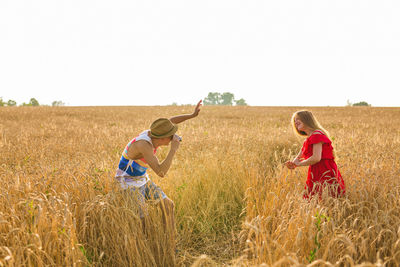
[149,124,178,138]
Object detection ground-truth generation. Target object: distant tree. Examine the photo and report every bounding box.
[220,92,235,106]
[353,101,370,107]
[52,100,65,107]
[7,100,17,106]
[29,98,40,106]
[204,92,248,106]
[0,97,5,107]
[235,98,247,106]
[346,100,352,106]
[204,92,221,105]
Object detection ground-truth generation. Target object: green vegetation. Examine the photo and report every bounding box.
[346,100,371,107]
[203,92,247,106]
[352,101,371,106]
[0,97,66,107]
[52,100,65,106]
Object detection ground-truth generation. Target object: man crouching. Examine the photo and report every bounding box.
[114,100,202,255]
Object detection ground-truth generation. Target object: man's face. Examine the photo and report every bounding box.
[159,136,172,146]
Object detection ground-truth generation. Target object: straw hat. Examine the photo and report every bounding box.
[149,118,178,138]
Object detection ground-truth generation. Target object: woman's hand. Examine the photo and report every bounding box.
[293,158,301,166]
[285,161,296,169]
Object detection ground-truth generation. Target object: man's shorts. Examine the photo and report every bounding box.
[131,180,167,202]
[126,180,167,217]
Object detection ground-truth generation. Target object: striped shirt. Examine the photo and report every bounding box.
[115,130,157,188]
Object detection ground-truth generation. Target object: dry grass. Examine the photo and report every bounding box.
[0,106,399,266]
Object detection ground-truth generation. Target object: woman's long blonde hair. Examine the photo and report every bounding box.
[291,110,330,138]
[291,110,337,158]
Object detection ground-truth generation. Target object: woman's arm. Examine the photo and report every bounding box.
[292,150,302,162]
[295,143,322,167]
[170,100,202,124]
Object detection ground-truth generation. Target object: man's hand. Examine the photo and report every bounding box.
[192,100,202,117]
[170,134,181,151]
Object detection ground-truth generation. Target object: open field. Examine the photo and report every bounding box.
[1,106,400,266]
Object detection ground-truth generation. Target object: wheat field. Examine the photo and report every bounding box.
[1,105,400,266]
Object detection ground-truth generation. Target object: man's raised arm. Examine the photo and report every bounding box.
[169,100,202,124]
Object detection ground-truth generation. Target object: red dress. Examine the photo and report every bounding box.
[301,130,345,198]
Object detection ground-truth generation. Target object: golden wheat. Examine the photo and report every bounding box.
[0,106,399,266]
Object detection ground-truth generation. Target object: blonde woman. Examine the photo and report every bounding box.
[285,110,345,199]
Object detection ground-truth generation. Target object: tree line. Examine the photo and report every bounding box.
[346,100,371,107]
[1,95,372,107]
[0,97,65,107]
[203,92,247,106]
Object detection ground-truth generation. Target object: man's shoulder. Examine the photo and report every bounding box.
[133,139,153,151]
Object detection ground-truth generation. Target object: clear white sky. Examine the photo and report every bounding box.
[1,0,399,106]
